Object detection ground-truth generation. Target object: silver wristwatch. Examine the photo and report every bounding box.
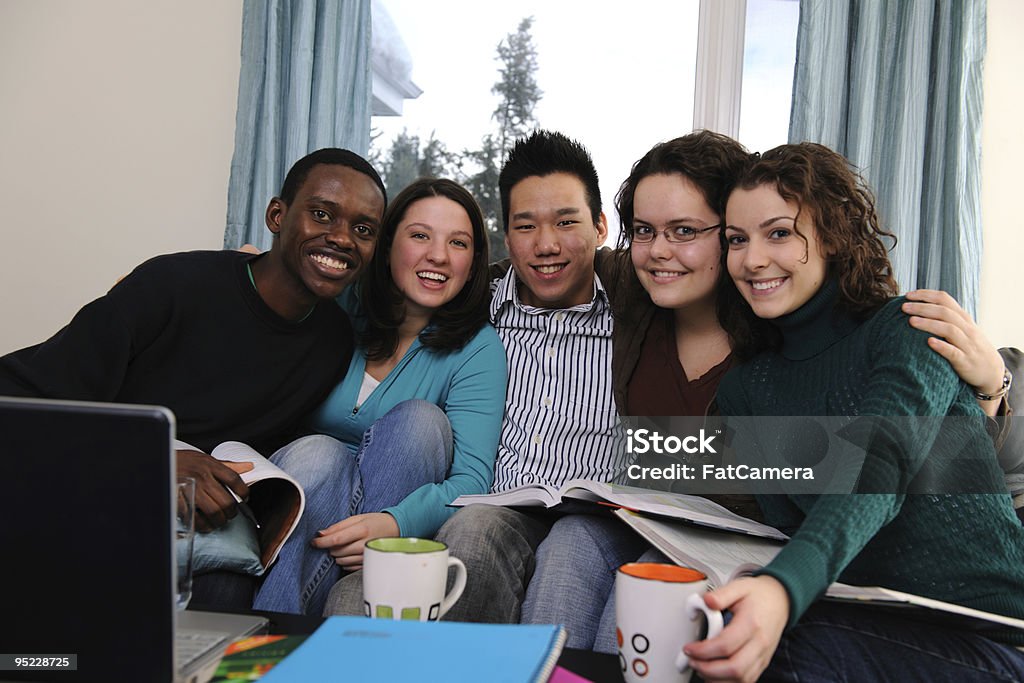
[974,367,1013,401]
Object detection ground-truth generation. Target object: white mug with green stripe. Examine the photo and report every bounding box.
[362,537,467,621]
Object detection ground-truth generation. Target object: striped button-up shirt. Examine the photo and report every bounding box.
[489,268,629,492]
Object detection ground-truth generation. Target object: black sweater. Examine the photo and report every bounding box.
[0,251,353,455]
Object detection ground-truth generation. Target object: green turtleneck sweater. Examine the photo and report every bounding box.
[716,279,1024,645]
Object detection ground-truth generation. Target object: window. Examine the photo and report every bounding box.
[372,0,798,242]
[738,0,800,152]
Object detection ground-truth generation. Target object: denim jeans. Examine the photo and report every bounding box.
[323,504,554,622]
[519,513,650,650]
[763,601,1024,682]
[189,570,259,612]
[252,399,453,615]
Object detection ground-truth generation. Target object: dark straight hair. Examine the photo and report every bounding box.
[498,130,602,231]
[361,178,491,360]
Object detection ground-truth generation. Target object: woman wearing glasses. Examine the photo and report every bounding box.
[520,131,1012,654]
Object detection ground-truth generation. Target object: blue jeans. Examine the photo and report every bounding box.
[763,601,1024,682]
[252,400,453,615]
[519,513,650,650]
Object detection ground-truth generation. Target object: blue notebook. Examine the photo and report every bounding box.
[259,616,566,682]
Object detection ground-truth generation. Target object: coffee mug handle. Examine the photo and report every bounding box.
[675,592,724,672]
[438,556,467,618]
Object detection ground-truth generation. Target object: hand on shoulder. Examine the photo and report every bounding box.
[903,289,1005,413]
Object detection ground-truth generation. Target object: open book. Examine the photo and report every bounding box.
[179,440,305,569]
[451,479,787,541]
[615,508,1024,633]
[612,508,784,588]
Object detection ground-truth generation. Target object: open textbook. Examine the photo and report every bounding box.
[450,479,788,541]
[178,440,305,569]
[615,509,1024,633]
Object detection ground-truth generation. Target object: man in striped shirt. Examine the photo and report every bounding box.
[433,130,632,623]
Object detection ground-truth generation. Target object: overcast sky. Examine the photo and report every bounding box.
[373,0,798,240]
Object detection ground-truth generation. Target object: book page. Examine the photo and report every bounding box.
[210,441,303,492]
[449,482,562,508]
[208,441,305,569]
[562,480,788,541]
[823,584,1024,632]
[614,509,784,587]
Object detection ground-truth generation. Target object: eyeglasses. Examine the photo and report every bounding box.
[630,224,722,244]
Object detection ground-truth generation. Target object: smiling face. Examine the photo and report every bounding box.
[630,173,722,314]
[264,163,384,318]
[389,196,476,322]
[724,184,828,319]
[504,172,608,309]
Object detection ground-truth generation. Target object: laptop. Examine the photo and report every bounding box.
[0,396,267,683]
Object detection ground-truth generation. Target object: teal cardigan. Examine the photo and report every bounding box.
[308,289,507,538]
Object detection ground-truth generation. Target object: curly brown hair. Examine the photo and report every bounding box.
[732,142,899,317]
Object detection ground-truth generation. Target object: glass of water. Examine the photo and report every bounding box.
[175,476,196,610]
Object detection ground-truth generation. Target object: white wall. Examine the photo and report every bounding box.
[0,0,242,353]
[979,0,1024,348]
[0,0,1019,354]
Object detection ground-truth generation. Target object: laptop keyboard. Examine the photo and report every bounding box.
[176,629,229,672]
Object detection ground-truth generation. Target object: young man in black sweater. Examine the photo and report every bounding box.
[0,148,385,533]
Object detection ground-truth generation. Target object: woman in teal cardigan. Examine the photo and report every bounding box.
[254,178,507,615]
[688,143,1024,682]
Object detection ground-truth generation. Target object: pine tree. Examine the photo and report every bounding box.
[463,134,504,256]
[492,17,542,152]
[469,16,543,260]
[374,129,455,201]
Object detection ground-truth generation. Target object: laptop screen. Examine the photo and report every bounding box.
[0,397,177,682]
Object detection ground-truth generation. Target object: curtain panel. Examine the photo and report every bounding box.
[788,0,986,315]
[225,0,373,251]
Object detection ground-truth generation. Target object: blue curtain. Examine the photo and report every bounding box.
[225,0,373,250]
[788,0,986,315]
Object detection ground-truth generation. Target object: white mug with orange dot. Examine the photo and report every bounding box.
[616,562,724,683]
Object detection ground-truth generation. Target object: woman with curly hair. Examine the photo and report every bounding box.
[685,143,1024,682]
[253,178,507,616]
